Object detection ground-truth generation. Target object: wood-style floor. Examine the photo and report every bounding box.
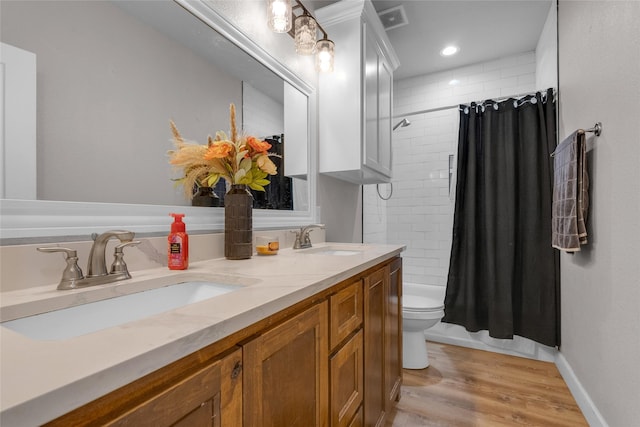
[385,342,588,426]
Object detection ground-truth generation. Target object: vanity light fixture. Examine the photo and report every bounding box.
[294,11,317,55]
[267,0,293,33]
[315,37,335,72]
[267,0,335,72]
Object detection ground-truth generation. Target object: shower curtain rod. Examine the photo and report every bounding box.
[395,90,547,119]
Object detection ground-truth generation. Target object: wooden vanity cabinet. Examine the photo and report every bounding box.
[44,257,401,427]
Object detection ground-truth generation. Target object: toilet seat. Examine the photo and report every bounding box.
[403,295,444,313]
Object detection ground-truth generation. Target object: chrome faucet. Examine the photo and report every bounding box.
[38,230,139,290]
[292,224,325,249]
[86,230,135,277]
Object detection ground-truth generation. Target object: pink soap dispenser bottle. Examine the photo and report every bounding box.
[168,213,189,270]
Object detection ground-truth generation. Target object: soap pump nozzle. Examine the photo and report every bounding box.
[169,213,186,233]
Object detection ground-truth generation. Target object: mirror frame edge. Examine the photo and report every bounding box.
[0,0,318,241]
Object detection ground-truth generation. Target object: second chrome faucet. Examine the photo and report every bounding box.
[292,224,325,249]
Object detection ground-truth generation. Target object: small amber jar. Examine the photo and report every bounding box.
[256,236,279,255]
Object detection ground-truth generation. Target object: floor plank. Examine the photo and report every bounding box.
[386,342,588,426]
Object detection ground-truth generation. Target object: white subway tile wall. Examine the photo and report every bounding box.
[364,52,537,286]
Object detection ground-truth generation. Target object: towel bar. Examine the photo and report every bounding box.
[584,122,603,137]
[551,123,602,157]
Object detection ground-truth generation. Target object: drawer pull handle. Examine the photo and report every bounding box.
[231,361,242,379]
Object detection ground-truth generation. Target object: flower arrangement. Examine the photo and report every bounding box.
[168,104,278,200]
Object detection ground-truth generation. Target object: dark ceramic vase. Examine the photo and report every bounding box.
[224,184,253,259]
[191,186,222,207]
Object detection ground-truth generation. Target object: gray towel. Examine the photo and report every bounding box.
[552,130,589,252]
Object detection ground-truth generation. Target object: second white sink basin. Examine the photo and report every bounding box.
[301,246,365,256]
[1,281,240,341]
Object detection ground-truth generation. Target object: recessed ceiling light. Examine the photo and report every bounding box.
[440,45,459,56]
[449,79,460,86]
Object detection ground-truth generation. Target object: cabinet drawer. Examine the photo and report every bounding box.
[330,329,363,427]
[107,357,223,426]
[330,280,363,349]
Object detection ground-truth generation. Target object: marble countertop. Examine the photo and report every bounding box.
[0,242,404,426]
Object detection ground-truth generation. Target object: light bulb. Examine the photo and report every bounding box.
[267,0,292,33]
[315,39,335,73]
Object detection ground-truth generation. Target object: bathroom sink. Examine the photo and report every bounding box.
[302,246,364,256]
[1,281,240,341]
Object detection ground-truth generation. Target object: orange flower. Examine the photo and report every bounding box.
[247,136,272,154]
[203,141,233,160]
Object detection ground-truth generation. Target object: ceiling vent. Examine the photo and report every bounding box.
[377,5,408,31]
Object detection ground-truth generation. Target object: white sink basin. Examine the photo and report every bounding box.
[1,281,240,341]
[302,246,364,256]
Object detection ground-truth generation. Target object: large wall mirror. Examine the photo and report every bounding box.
[0,0,317,240]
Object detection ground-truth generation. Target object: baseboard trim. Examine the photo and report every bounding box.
[554,353,608,427]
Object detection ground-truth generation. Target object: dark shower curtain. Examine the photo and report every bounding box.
[443,88,560,347]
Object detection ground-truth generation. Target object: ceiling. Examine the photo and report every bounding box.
[311,0,553,80]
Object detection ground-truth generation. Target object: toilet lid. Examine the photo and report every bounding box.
[404,295,444,312]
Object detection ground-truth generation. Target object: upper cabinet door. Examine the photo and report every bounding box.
[376,57,393,177]
[364,36,393,179]
[364,26,381,176]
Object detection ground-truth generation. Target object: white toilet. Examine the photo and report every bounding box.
[402,283,445,369]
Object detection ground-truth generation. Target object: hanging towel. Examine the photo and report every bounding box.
[552,130,589,252]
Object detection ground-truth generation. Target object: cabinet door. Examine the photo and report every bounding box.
[385,257,402,409]
[377,58,393,177]
[330,329,364,427]
[363,24,393,180]
[244,302,329,427]
[364,267,388,427]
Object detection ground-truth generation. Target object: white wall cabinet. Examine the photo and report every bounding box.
[316,0,399,185]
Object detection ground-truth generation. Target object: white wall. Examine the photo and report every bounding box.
[0,43,37,200]
[536,0,558,91]
[557,1,640,425]
[318,174,362,243]
[242,82,284,137]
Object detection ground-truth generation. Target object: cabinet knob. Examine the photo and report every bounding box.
[231,361,242,379]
